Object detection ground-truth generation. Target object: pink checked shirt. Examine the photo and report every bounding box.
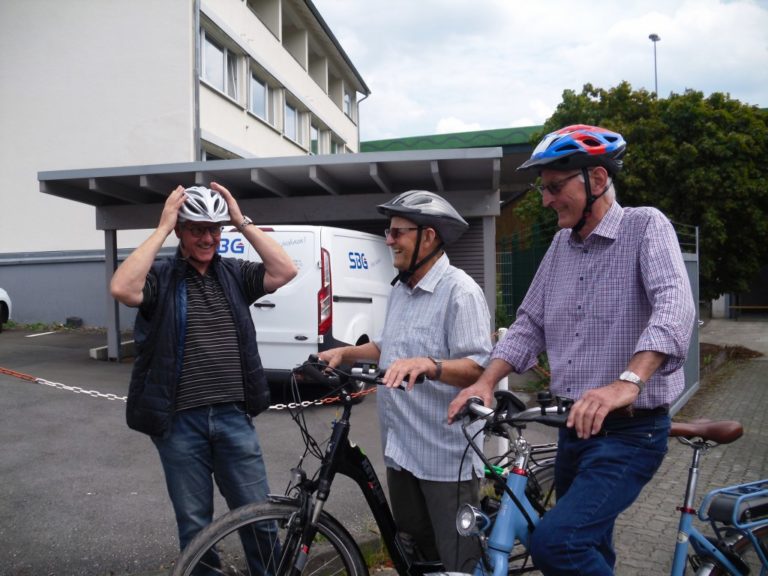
[493,201,695,409]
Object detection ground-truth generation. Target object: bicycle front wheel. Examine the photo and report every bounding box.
[170,500,369,576]
[695,524,768,575]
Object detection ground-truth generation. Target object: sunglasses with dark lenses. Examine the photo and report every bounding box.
[185,224,223,238]
[384,227,420,239]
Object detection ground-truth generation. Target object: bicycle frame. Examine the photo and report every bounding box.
[475,464,540,576]
[668,424,767,575]
[288,394,441,576]
[672,510,747,575]
[460,398,570,576]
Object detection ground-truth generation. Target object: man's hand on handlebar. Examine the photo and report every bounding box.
[382,357,433,391]
[317,347,348,369]
[447,380,495,424]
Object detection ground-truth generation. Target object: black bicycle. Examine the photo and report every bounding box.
[170,357,556,576]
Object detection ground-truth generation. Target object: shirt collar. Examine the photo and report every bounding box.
[568,200,624,247]
[408,253,449,294]
[592,200,624,240]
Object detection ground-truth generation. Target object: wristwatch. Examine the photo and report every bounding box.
[428,357,443,381]
[238,216,253,232]
[619,370,645,393]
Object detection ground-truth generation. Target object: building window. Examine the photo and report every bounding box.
[250,73,268,120]
[310,123,319,154]
[343,90,352,118]
[284,102,297,141]
[331,139,341,154]
[202,32,238,100]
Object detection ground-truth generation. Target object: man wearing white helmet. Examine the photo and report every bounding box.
[319,190,492,572]
[111,182,296,570]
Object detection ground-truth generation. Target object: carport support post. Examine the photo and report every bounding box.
[105,229,121,361]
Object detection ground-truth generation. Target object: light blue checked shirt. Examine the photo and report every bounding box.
[493,201,695,409]
[374,254,492,481]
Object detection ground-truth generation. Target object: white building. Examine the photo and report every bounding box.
[0,0,369,323]
[0,0,368,255]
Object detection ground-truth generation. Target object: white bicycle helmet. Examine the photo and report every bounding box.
[178,186,230,223]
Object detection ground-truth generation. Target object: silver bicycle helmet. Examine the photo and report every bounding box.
[178,186,230,223]
[377,190,468,285]
[377,190,468,245]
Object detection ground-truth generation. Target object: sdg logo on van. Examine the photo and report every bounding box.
[217,237,245,254]
[348,251,368,270]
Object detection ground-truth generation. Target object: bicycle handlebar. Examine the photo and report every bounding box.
[293,355,424,391]
[463,395,571,429]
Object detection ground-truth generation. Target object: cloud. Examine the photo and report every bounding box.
[315,0,768,141]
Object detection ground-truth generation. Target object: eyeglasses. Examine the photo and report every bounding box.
[184,224,223,238]
[384,227,420,240]
[533,172,581,196]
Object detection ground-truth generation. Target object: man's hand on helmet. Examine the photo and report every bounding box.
[160,186,187,235]
[210,182,242,228]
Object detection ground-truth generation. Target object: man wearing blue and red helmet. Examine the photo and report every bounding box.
[449,125,696,574]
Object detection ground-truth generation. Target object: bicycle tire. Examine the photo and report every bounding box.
[695,524,768,575]
[170,500,369,576]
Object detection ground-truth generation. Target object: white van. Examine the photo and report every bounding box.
[218,226,394,383]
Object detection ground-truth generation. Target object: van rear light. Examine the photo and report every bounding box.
[318,248,332,335]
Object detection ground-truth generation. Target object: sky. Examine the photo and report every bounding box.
[312,0,768,142]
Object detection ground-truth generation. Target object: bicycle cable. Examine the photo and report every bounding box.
[462,417,538,533]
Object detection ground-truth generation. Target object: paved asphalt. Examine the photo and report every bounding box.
[0,319,765,575]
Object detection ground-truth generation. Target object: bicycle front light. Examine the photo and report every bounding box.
[456,504,490,537]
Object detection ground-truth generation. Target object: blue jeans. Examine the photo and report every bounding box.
[152,402,275,574]
[529,413,670,575]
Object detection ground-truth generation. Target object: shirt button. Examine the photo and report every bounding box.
[576,333,580,337]
[566,387,572,392]
[580,276,584,281]
[577,305,582,310]
[568,360,572,364]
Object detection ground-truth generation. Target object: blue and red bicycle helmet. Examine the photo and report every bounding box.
[518,125,627,234]
[517,124,626,176]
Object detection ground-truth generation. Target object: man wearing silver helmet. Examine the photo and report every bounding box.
[111,183,297,570]
[449,125,695,575]
[319,190,492,571]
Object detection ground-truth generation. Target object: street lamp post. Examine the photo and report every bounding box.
[649,33,660,96]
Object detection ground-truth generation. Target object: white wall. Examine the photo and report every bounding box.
[0,0,195,253]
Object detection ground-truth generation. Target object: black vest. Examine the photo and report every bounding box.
[126,253,270,436]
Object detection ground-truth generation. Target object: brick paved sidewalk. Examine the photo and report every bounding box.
[613,357,768,574]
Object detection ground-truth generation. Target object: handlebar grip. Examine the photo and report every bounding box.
[458,396,493,420]
[297,355,340,386]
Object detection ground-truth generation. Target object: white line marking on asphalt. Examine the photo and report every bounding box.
[26,331,57,338]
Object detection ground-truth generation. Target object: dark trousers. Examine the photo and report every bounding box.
[387,466,482,572]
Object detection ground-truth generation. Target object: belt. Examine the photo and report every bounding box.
[607,405,668,420]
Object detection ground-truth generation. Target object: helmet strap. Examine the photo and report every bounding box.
[572,168,612,236]
[390,227,444,286]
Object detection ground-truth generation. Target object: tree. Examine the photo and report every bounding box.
[515,81,768,301]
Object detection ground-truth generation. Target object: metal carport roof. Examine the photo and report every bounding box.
[38,147,505,359]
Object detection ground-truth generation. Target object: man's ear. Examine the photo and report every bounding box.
[424,226,440,247]
[590,166,609,189]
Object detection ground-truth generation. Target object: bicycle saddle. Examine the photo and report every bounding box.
[669,419,743,444]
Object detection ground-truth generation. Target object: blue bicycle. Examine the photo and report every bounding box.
[459,399,768,575]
